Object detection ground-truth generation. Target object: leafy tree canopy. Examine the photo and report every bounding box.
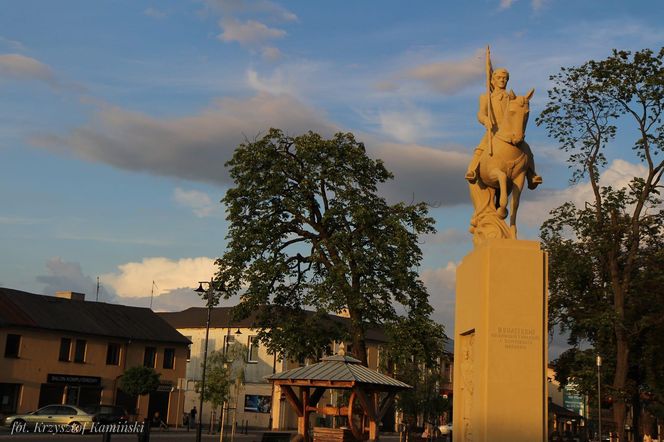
[196,342,247,408]
[119,366,161,397]
[537,47,664,440]
[381,312,450,428]
[216,129,436,364]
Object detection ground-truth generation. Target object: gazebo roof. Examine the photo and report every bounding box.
[267,354,412,389]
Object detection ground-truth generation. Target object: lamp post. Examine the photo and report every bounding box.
[194,279,226,442]
[597,355,602,442]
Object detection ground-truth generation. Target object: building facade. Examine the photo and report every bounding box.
[158,307,387,431]
[0,288,190,425]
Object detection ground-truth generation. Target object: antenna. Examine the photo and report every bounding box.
[96,277,100,302]
[150,280,158,309]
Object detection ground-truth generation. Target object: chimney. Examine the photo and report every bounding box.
[55,291,86,301]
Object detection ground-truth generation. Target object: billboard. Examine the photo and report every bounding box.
[244,394,271,413]
[563,384,586,418]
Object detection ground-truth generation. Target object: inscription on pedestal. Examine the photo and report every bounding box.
[490,326,538,351]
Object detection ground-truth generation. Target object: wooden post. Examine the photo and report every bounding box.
[298,387,310,442]
[369,392,379,442]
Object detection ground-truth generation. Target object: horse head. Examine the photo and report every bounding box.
[495,88,534,146]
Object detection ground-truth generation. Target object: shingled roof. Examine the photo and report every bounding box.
[159,306,388,343]
[0,287,190,345]
[267,354,411,389]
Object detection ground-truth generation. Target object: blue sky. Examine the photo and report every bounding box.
[1,0,663,356]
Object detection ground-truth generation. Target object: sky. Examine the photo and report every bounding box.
[1,0,663,359]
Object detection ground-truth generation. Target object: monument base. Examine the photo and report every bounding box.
[453,239,548,442]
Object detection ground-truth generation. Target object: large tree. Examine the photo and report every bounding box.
[381,310,450,438]
[216,129,435,365]
[537,48,664,440]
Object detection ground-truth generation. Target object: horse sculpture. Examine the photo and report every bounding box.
[469,88,535,245]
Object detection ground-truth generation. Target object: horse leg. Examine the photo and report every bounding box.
[490,169,508,218]
[509,172,526,238]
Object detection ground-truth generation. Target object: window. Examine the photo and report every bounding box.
[185,336,192,361]
[223,335,235,354]
[4,334,21,358]
[248,336,259,363]
[106,343,120,365]
[0,383,21,414]
[143,346,156,368]
[35,405,60,416]
[163,348,175,369]
[59,338,71,362]
[74,339,86,363]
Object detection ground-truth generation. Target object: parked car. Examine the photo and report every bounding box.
[1,404,95,433]
[81,404,130,425]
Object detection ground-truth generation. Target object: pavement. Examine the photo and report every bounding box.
[0,426,403,442]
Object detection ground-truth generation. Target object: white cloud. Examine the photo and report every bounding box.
[202,0,297,22]
[421,262,458,331]
[102,257,217,298]
[174,187,219,217]
[377,106,435,144]
[399,50,484,95]
[261,46,282,61]
[36,257,102,299]
[218,18,285,46]
[520,159,651,228]
[500,0,516,9]
[371,140,470,206]
[34,90,472,207]
[144,7,167,19]
[33,93,337,186]
[0,53,59,88]
[0,36,26,51]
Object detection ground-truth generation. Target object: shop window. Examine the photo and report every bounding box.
[59,338,71,362]
[143,346,156,368]
[0,383,21,414]
[106,343,120,365]
[4,334,21,358]
[163,348,175,369]
[74,339,86,363]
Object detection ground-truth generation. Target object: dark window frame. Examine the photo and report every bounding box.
[163,348,175,369]
[74,339,87,363]
[143,346,157,368]
[106,343,121,365]
[59,338,72,362]
[4,334,21,358]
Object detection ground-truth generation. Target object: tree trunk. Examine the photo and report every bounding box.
[612,331,630,441]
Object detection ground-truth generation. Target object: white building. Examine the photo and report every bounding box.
[158,307,388,431]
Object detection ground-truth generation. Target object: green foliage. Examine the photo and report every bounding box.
[119,366,161,397]
[216,129,436,364]
[537,48,664,439]
[196,342,247,408]
[381,312,450,426]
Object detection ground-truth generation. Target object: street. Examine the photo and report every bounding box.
[0,429,402,442]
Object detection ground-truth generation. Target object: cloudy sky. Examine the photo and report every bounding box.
[1,0,662,358]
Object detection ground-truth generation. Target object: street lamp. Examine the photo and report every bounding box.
[596,355,602,442]
[194,279,226,442]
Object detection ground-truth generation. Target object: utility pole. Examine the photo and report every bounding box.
[597,355,602,442]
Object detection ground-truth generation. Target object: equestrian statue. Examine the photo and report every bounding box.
[466,47,542,246]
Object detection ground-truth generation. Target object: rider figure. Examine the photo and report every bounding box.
[465,68,542,189]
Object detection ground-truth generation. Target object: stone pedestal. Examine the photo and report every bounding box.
[453,239,548,442]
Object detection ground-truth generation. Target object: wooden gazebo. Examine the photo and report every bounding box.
[267,351,411,442]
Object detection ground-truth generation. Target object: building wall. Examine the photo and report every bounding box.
[176,326,283,430]
[0,327,187,425]
[177,326,387,431]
